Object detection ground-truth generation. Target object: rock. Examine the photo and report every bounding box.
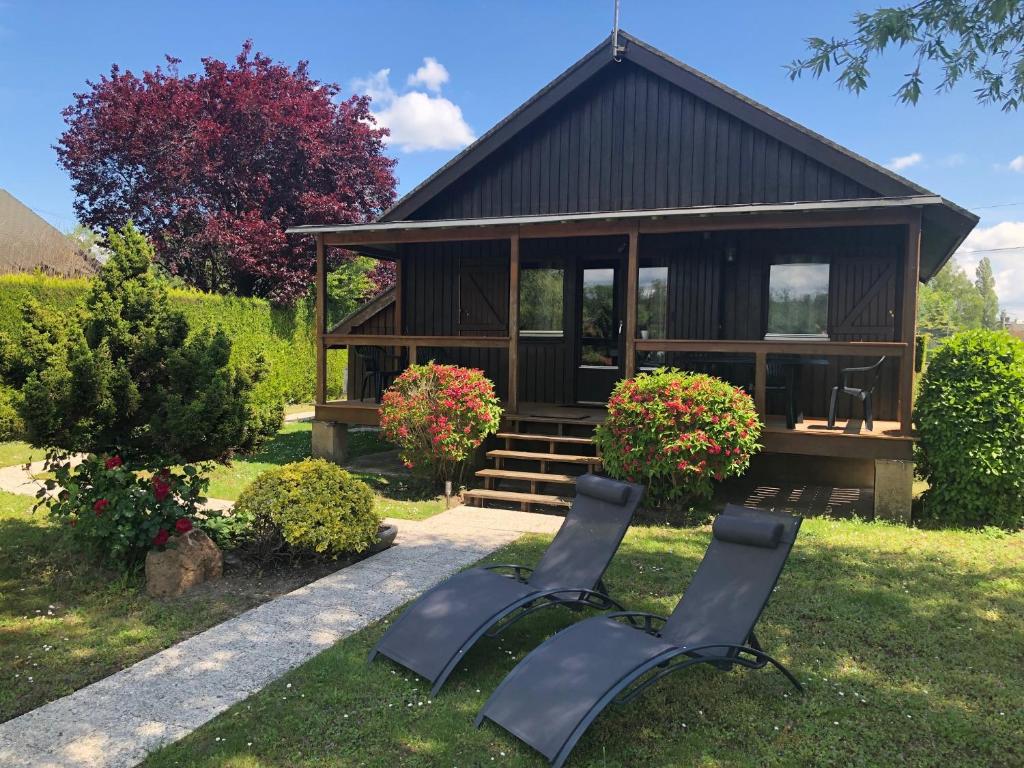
[145,529,223,598]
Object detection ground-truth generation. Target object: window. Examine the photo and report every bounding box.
[637,265,668,368]
[519,267,564,337]
[766,263,830,338]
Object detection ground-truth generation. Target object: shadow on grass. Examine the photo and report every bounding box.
[141,521,1024,768]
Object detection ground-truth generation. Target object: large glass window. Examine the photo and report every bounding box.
[766,263,830,338]
[519,267,564,337]
[637,265,668,368]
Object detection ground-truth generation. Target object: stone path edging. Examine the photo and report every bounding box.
[0,505,562,768]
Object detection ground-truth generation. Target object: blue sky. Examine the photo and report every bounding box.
[1,1,1022,311]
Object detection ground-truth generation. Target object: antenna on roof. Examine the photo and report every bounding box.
[611,0,626,61]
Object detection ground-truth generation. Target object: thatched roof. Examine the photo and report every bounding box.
[0,189,97,277]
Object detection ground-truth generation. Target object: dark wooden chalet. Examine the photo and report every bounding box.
[289,31,977,520]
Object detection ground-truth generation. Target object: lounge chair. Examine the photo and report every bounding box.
[475,504,802,768]
[368,474,644,695]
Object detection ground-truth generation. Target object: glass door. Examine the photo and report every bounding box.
[576,263,623,404]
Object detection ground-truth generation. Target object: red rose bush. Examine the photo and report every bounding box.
[594,368,762,503]
[379,363,503,488]
[43,454,207,568]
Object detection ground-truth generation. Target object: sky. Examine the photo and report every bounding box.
[0,1,1021,313]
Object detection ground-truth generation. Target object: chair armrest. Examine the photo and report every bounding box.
[840,363,880,375]
[604,610,669,634]
[481,563,533,582]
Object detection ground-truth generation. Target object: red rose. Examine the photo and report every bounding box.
[92,498,109,515]
[174,518,193,534]
[152,476,171,502]
[104,455,123,470]
[153,529,170,547]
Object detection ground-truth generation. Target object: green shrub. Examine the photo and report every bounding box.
[594,369,763,504]
[0,384,22,441]
[0,272,345,406]
[3,225,273,463]
[231,459,380,561]
[915,329,1024,529]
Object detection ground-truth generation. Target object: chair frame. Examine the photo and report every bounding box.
[828,356,886,431]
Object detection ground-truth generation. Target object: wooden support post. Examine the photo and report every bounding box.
[754,351,767,419]
[624,227,639,379]
[507,233,520,413]
[314,234,327,406]
[898,214,922,435]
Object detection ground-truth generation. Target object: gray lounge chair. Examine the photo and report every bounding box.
[476,504,802,768]
[368,474,644,695]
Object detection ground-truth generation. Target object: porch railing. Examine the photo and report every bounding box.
[632,339,910,434]
[321,333,911,435]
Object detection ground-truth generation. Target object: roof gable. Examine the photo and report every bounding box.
[377,31,976,280]
[383,31,925,222]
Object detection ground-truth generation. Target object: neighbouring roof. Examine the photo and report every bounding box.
[295,30,977,280]
[0,189,97,277]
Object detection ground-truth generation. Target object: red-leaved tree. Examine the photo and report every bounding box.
[56,42,396,305]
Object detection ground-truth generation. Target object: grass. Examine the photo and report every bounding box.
[142,518,1024,768]
[0,490,257,723]
[203,424,391,502]
[0,440,39,468]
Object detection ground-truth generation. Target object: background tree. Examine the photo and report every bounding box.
[788,1,1024,110]
[56,43,396,305]
[918,261,985,337]
[975,256,1001,328]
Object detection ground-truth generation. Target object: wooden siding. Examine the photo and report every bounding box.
[640,225,903,420]
[399,240,511,399]
[409,61,875,221]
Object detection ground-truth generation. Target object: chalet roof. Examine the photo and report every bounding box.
[302,31,977,279]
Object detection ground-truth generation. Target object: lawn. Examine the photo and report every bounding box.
[143,518,1023,768]
[0,490,257,723]
[201,423,446,520]
[0,440,39,468]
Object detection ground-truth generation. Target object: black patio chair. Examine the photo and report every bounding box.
[765,358,796,429]
[368,474,644,695]
[827,356,886,431]
[356,346,403,403]
[476,504,802,768]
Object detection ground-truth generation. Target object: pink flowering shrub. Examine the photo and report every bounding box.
[379,363,503,488]
[594,369,762,503]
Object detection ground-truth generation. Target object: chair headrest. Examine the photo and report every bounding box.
[712,514,783,548]
[576,474,631,506]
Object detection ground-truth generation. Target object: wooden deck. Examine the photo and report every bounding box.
[315,400,914,460]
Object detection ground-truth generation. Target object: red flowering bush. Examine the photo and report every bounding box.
[379,363,503,488]
[594,369,763,504]
[41,452,207,568]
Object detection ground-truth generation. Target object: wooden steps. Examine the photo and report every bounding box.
[462,487,572,510]
[475,468,577,486]
[486,449,601,466]
[496,432,594,446]
[467,417,600,512]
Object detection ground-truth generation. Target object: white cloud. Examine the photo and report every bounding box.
[955,221,1024,318]
[407,57,449,92]
[938,153,966,168]
[353,62,474,153]
[1008,155,1024,173]
[887,152,923,171]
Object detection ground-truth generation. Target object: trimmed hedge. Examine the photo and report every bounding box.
[0,273,344,406]
[915,329,1024,530]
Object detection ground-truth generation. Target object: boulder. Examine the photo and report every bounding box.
[145,529,223,598]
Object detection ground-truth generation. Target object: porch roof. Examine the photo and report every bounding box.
[288,195,962,280]
[287,195,940,237]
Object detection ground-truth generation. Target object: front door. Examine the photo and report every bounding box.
[576,262,624,404]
